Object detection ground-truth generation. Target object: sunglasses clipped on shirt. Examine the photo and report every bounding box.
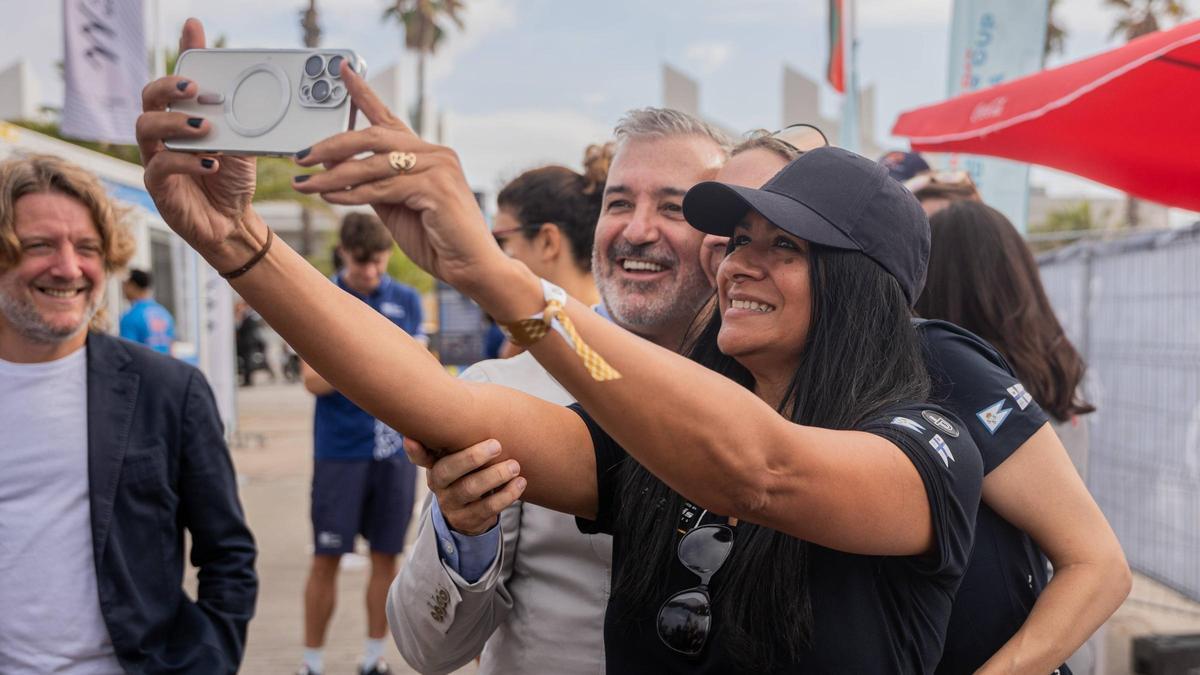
[656,512,738,656]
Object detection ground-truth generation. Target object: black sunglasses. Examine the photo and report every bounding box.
[656,522,736,655]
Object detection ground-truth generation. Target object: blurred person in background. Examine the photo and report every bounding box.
[119,267,175,354]
[905,170,982,217]
[916,199,1126,674]
[710,142,1128,675]
[488,143,612,358]
[298,212,425,675]
[876,150,982,217]
[234,297,273,386]
[879,149,931,182]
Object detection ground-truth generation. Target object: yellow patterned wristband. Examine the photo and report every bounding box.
[501,279,621,382]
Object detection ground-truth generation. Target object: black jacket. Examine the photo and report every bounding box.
[86,332,257,673]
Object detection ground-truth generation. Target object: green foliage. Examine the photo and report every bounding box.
[7,119,142,164]
[1105,0,1189,40]
[255,156,322,205]
[388,245,435,294]
[382,0,465,52]
[1037,201,1097,234]
[1029,202,1097,251]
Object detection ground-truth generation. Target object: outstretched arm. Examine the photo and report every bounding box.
[135,19,596,519]
[286,65,964,557]
[976,424,1130,675]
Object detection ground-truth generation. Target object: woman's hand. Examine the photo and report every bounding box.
[292,64,516,304]
[136,18,263,271]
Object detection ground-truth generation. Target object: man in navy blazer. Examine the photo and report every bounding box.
[0,154,257,673]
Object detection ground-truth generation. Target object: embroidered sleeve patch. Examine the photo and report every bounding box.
[890,416,927,434]
[976,400,1013,434]
[928,434,955,467]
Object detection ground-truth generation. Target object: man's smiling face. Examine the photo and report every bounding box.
[592,134,725,345]
[0,191,106,352]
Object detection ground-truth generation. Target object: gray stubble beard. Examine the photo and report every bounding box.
[0,284,99,346]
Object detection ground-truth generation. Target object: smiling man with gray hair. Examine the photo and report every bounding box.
[388,108,730,674]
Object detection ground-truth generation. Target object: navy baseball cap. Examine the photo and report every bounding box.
[682,146,930,306]
[878,150,930,182]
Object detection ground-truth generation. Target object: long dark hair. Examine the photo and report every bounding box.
[611,244,931,669]
[915,201,1094,421]
[496,143,613,271]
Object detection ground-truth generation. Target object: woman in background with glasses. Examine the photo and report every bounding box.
[487,143,613,357]
[139,44,983,672]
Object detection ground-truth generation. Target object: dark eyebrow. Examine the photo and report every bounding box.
[602,185,689,199]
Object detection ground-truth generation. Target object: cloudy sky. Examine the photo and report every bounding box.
[0,0,1161,198]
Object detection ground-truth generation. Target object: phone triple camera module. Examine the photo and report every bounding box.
[300,52,349,108]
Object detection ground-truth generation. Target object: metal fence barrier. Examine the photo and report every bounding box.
[1038,224,1200,603]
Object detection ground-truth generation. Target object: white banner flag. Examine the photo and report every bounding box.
[62,0,147,145]
[945,0,1049,233]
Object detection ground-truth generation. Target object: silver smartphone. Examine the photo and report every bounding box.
[165,48,366,156]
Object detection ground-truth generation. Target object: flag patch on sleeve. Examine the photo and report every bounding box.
[1007,383,1033,410]
[928,434,955,468]
[976,400,1013,434]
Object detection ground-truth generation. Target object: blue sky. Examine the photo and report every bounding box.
[0,0,1157,198]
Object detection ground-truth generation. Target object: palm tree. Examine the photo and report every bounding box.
[298,0,321,256]
[1105,0,1188,226]
[301,0,321,49]
[1107,0,1188,40]
[1044,0,1068,63]
[383,0,465,137]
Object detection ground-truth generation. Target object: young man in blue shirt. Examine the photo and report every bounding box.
[119,268,175,354]
[298,213,425,675]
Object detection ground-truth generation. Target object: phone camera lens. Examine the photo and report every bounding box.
[304,55,324,77]
[312,79,331,102]
[327,55,344,78]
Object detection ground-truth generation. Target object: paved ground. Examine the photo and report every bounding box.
[220,379,475,675]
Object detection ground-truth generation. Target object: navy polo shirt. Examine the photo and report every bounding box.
[313,274,424,461]
[914,320,1062,675]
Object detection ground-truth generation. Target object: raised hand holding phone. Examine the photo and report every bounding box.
[137,18,262,273]
[290,64,540,321]
[166,47,364,156]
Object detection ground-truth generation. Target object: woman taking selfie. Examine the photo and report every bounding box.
[139,21,982,672]
[710,140,1128,674]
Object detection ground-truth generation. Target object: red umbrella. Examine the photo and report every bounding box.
[892,20,1200,211]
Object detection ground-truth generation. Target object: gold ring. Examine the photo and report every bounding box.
[388,151,417,173]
